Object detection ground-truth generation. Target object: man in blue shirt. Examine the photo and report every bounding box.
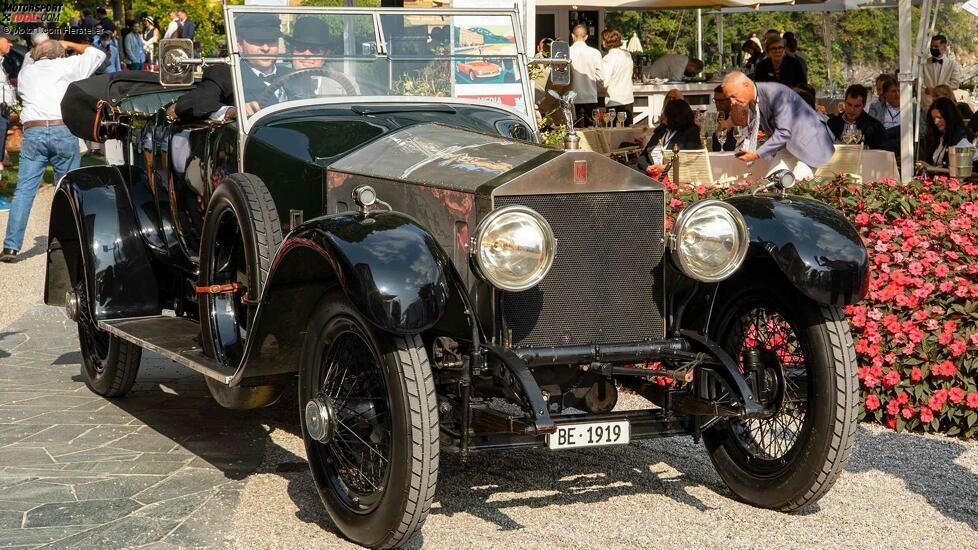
[123,22,145,70]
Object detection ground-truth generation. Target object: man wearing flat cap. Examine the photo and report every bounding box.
[174,13,292,121]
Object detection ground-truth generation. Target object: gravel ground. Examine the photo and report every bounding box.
[3,181,977,549]
[223,391,978,549]
[0,184,54,329]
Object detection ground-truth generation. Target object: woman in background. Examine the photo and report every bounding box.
[638,99,702,174]
[142,16,160,65]
[932,84,974,120]
[920,97,973,169]
[599,29,634,126]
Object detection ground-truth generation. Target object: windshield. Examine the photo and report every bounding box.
[227,8,530,124]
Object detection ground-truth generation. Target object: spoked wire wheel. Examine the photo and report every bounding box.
[725,305,809,463]
[312,319,393,513]
[300,292,438,549]
[703,276,858,512]
[76,281,110,375]
[74,280,142,397]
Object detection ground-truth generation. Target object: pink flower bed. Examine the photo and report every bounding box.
[665,175,978,437]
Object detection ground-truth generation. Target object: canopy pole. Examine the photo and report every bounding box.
[696,9,703,63]
[822,13,833,96]
[898,0,914,182]
[715,11,723,68]
[912,0,934,164]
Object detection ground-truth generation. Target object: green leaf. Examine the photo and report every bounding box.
[968,411,978,427]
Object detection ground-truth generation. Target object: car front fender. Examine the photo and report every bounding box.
[269,211,453,334]
[45,166,161,320]
[725,194,869,306]
[228,211,462,385]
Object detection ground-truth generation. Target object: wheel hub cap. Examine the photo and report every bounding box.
[305,396,335,443]
[65,289,81,322]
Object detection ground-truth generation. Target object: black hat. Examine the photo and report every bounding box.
[285,16,330,48]
[236,13,283,43]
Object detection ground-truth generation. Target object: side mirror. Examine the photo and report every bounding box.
[549,41,570,86]
[159,39,196,86]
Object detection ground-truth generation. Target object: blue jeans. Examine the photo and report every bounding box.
[3,124,80,251]
[0,114,9,163]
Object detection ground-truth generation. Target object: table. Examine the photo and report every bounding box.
[708,147,899,183]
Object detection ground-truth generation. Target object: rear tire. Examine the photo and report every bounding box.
[299,293,438,549]
[75,281,142,397]
[703,277,858,511]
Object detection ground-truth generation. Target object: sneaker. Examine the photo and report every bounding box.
[0,248,17,263]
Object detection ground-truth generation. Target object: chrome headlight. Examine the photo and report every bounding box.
[473,205,556,291]
[670,200,749,282]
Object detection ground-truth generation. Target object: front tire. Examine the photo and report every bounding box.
[703,277,858,511]
[299,293,438,548]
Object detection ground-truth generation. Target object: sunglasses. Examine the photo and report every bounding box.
[292,45,325,54]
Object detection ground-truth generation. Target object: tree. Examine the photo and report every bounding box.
[607,7,977,90]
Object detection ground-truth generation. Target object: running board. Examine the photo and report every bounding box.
[98,316,236,385]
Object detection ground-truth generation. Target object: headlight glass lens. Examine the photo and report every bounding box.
[672,201,748,282]
[475,206,556,291]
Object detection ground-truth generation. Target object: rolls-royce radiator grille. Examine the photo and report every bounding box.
[495,191,666,348]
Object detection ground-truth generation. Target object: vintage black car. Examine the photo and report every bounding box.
[45,6,868,549]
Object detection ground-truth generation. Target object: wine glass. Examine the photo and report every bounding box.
[591,108,599,128]
[716,127,730,151]
[606,108,616,128]
[853,128,864,146]
[616,111,627,128]
[842,122,856,145]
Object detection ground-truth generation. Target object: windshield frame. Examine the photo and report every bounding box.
[223,5,534,135]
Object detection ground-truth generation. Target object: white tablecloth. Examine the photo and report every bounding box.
[709,147,899,183]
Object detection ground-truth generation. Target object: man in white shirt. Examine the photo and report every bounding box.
[921,34,961,112]
[648,53,703,81]
[1,40,105,263]
[163,10,181,39]
[569,24,601,127]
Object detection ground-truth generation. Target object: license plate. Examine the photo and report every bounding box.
[547,420,630,450]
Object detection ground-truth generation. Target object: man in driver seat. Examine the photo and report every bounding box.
[174,13,292,121]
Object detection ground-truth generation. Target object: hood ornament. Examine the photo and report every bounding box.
[548,90,579,150]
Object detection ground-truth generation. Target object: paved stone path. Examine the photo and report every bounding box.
[2,304,977,549]
[0,305,275,549]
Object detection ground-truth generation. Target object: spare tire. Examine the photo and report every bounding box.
[198,173,282,368]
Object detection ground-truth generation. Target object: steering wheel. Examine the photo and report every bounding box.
[256,68,359,108]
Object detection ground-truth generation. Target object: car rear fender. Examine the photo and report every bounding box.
[45,166,161,319]
[231,211,469,383]
[725,194,869,306]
